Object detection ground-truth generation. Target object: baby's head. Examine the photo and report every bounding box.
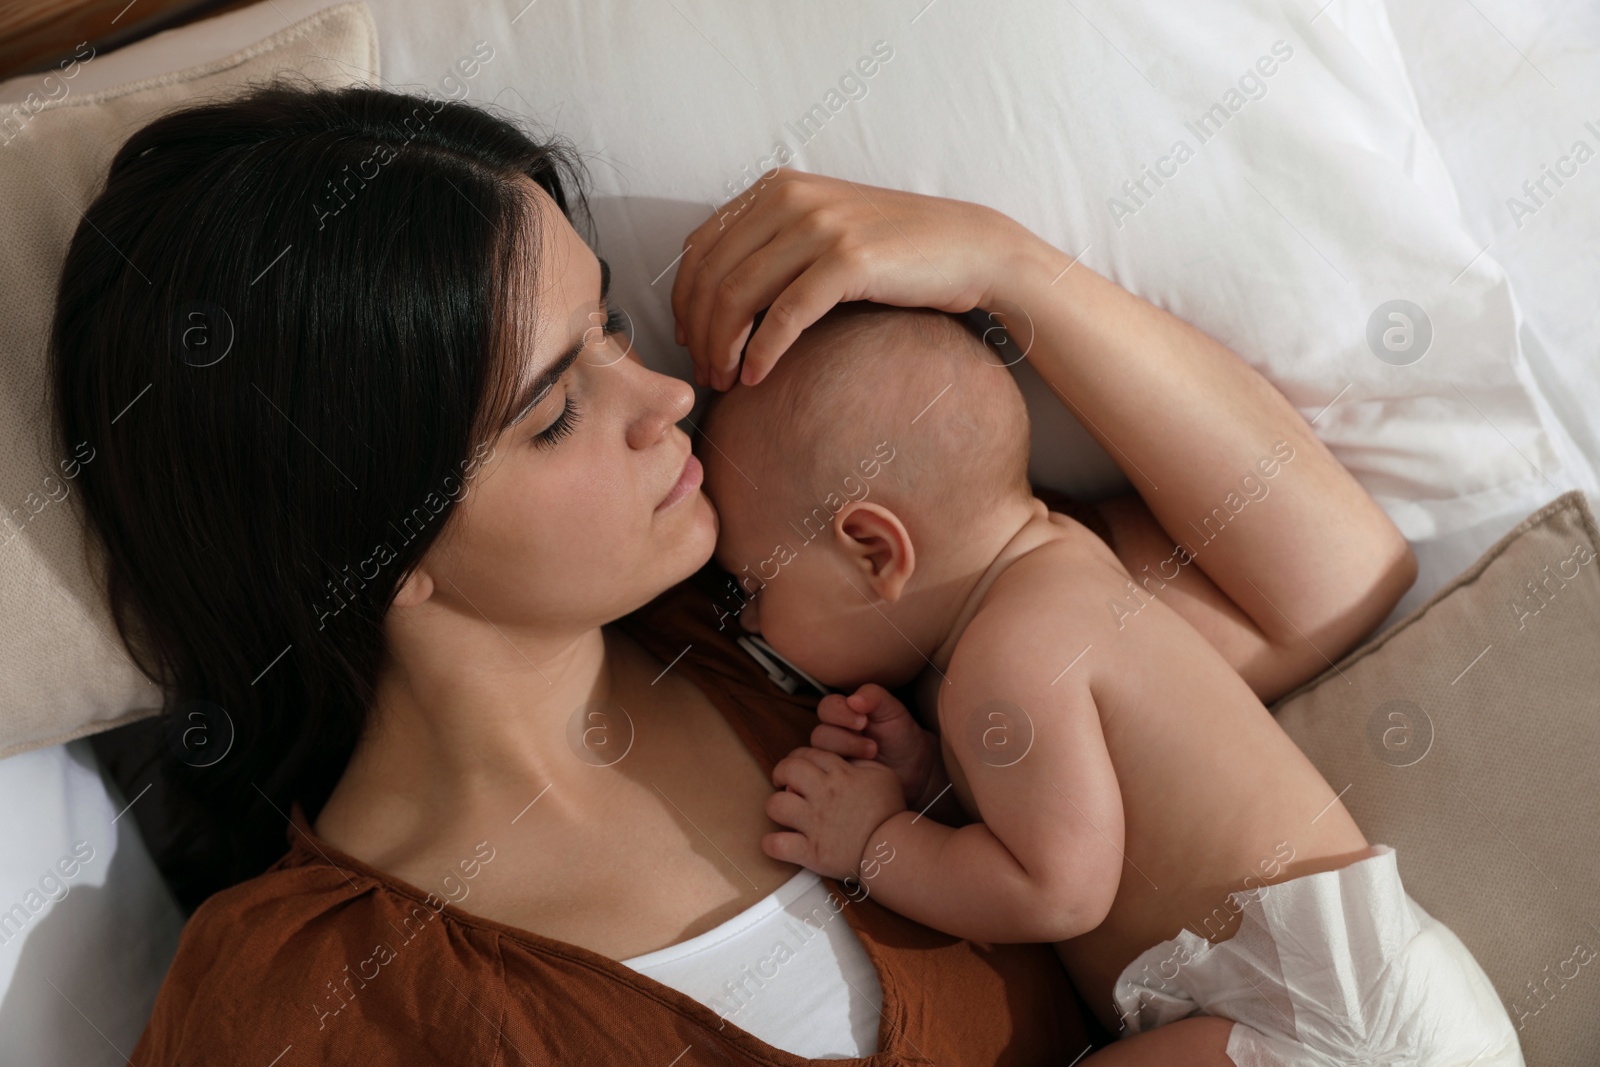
[696,301,1033,691]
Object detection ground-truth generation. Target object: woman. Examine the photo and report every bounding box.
[53,82,1405,1065]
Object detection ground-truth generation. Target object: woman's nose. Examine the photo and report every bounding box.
[661,370,694,423]
[626,365,695,449]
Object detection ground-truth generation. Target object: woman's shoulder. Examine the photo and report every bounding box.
[131,812,510,1065]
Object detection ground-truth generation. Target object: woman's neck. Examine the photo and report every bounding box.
[315,620,627,853]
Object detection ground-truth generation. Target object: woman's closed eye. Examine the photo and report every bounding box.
[530,304,627,451]
[532,393,582,449]
[528,303,620,451]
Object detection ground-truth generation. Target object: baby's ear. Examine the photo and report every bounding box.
[835,502,915,602]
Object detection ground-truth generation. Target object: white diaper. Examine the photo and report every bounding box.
[1111,845,1523,1066]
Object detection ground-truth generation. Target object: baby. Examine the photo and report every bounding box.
[694,302,1522,1064]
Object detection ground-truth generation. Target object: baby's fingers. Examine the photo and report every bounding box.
[765,787,809,829]
[810,722,878,760]
[760,830,815,869]
[848,683,909,724]
[817,693,868,730]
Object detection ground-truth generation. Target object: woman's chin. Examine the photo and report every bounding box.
[664,489,719,577]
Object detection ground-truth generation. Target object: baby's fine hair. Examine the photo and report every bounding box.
[700,301,1034,545]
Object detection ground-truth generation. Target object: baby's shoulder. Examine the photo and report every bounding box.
[946,532,1128,692]
[993,522,1130,614]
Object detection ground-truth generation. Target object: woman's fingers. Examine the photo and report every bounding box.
[673,181,776,294]
[672,170,850,386]
[672,171,807,357]
[671,212,735,327]
[737,258,859,388]
[681,179,831,388]
[680,223,783,377]
[698,236,832,390]
[671,167,1023,389]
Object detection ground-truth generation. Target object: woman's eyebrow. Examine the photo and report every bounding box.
[505,256,611,430]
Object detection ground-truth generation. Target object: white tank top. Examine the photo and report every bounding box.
[619,868,883,1058]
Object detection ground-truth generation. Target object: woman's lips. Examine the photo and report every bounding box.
[657,452,703,511]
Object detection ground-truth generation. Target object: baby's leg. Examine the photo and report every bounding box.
[1083,1017,1236,1065]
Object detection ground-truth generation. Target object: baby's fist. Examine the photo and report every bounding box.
[813,684,937,807]
[762,747,905,880]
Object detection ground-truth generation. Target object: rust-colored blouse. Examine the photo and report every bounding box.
[131,552,1097,1066]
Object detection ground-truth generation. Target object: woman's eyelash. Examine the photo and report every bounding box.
[533,394,582,449]
[603,303,628,337]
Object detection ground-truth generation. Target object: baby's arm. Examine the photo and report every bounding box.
[764,577,1125,944]
[854,591,1125,943]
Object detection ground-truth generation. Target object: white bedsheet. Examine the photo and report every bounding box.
[0,740,184,1065]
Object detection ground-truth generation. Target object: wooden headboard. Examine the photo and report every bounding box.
[1,0,264,83]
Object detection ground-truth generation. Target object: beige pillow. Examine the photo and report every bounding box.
[0,1,379,759]
[1273,488,1600,1067]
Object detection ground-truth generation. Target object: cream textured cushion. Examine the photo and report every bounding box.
[0,1,379,759]
[1273,489,1600,1067]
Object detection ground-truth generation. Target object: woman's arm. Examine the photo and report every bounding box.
[993,252,1416,701]
[669,170,1415,699]
[1033,482,1310,701]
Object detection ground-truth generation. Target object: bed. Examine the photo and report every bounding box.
[0,0,1595,1061]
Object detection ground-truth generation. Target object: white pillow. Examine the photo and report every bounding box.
[366,0,1580,539]
[1379,0,1600,503]
[0,0,379,760]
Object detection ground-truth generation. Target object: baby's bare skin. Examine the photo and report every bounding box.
[701,313,1387,1032]
[749,490,1372,1036]
[907,499,1372,1032]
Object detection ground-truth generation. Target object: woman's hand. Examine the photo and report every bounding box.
[670,168,1037,391]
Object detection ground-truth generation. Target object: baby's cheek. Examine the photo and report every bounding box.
[776,595,859,683]
[758,592,814,659]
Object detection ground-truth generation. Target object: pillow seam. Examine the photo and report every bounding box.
[30,0,376,112]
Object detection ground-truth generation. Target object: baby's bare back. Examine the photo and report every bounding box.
[929,513,1370,1031]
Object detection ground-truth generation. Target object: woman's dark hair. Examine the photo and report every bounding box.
[51,76,591,911]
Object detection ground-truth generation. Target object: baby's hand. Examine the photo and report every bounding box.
[762,747,905,880]
[812,684,940,808]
